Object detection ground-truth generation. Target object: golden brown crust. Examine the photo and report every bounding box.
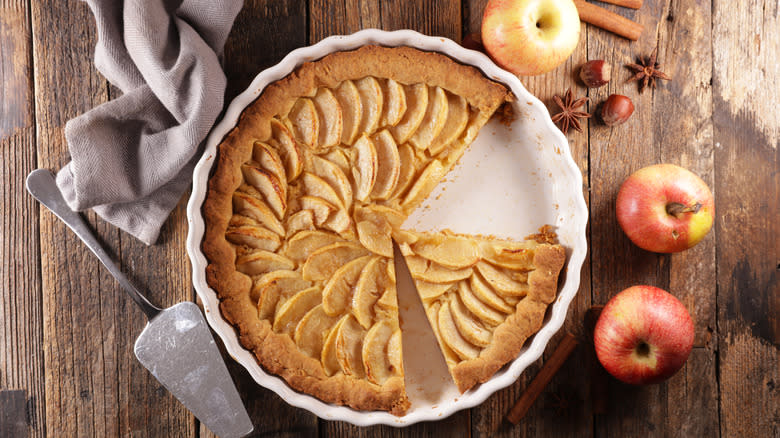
[202,45,510,415]
[451,244,566,392]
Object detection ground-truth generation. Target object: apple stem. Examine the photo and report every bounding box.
[666,202,702,218]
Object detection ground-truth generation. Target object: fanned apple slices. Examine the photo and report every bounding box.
[201,46,564,417]
[398,230,566,392]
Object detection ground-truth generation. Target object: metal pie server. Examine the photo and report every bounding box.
[26,169,253,438]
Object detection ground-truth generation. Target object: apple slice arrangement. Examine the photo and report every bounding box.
[468,0,716,405]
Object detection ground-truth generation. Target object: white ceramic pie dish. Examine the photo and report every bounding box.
[186,29,588,427]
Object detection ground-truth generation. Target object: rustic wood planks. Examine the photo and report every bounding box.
[30,1,195,436]
[2,0,776,436]
[712,1,779,436]
[0,1,45,437]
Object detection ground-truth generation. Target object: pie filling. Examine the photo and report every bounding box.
[202,46,565,416]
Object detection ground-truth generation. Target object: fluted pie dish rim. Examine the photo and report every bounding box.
[186,29,588,426]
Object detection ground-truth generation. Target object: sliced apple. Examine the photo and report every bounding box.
[475,261,528,296]
[450,294,492,348]
[425,300,460,368]
[354,204,405,229]
[470,272,514,313]
[233,191,285,236]
[301,241,369,282]
[389,83,428,144]
[335,314,366,378]
[241,163,287,219]
[287,98,319,147]
[356,220,392,258]
[321,314,348,376]
[411,234,480,269]
[404,255,473,283]
[301,171,344,210]
[284,230,344,262]
[312,87,343,149]
[380,78,407,127]
[510,271,529,283]
[415,280,454,302]
[311,155,353,210]
[355,76,383,136]
[272,286,321,334]
[225,224,281,251]
[458,280,505,326]
[390,143,416,201]
[254,270,311,319]
[227,214,257,227]
[236,250,295,276]
[387,329,403,376]
[351,134,378,202]
[252,141,287,183]
[362,320,395,385]
[323,209,353,235]
[428,93,469,156]
[401,159,446,209]
[285,209,315,236]
[480,241,536,270]
[298,195,336,226]
[352,257,386,328]
[269,118,303,181]
[294,304,340,359]
[334,80,362,145]
[438,301,480,361]
[373,281,399,324]
[409,86,449,151]
[370,129,401,200]
[321,255,373,317]
[323,148,350,174]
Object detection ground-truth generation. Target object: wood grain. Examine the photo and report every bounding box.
[2,1,777,437]
[587,0,673,436]
[712,2,779,436]
[200,1,319,436]
[0,2,45,437]
[31,1,194,436]
[655,0,720,435]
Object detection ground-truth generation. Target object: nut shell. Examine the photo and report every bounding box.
[580,60,611,88]
[601,94,634,126]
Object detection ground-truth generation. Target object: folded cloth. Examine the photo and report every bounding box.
[57,0,243,245]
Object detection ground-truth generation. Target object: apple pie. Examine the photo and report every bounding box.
[202,45,565,416]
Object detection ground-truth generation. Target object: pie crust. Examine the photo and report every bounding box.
[202,45,564,416]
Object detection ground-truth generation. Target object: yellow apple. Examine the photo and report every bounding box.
[482,0,581,76]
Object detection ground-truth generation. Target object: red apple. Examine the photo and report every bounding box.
[481,0,581,76]
[616,164,714,253]
[594,285,694,385]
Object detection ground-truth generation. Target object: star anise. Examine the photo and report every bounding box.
[626,47,671,93]
[551,88,590,135]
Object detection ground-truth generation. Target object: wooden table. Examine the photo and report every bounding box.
[2,0,777,436]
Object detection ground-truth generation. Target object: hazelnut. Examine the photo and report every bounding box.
[579,60,611,88]
[601,94,634,126]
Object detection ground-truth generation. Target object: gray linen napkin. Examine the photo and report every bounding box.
[56,0,243,245]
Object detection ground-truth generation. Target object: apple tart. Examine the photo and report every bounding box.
[395,229,565,392]
[202,45,564,416]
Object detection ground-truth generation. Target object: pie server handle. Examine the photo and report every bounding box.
[25,169,254,438]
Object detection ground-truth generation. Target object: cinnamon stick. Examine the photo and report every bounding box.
[506,332,579,424]
[598,0,643,9]
[573,0,644,41]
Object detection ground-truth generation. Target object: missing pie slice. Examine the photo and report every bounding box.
[202,45,566,416]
